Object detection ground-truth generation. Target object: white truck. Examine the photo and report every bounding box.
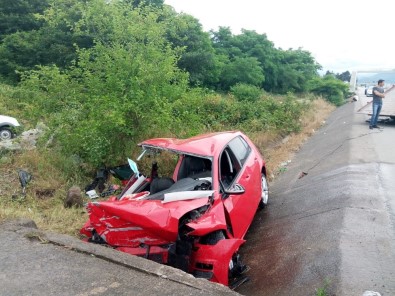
[357,85,395,120]
[0,115,21,140]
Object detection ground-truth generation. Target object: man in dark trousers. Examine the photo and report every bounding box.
[369,79,385,129]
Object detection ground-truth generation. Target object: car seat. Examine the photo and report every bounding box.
[177,156,211,179]
[150,177,175,194]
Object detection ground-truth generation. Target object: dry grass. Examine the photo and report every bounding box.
[0,97,335,236]
[250,97,335,180]
[0,149,88,236]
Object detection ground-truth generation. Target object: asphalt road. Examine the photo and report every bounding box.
[237,89,395,296]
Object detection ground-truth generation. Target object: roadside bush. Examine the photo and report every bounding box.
[307,75,348,106]
[230,83,262,102]
[14,3,189,167]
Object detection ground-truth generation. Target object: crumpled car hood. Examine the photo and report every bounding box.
[85,194,211,245]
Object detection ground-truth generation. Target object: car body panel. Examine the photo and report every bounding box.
[186,198,228,236]
[191,238,245,286]
[0,115,20,128]
[81,131,267,286]
[223,150,262,237]
[139,131,241,157]
[85,196,211,245]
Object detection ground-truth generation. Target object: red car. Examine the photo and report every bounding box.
[81,131,269,287]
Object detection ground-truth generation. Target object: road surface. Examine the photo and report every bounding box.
[237,88,395,296]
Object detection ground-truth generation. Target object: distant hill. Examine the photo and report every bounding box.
[357,71,395,84]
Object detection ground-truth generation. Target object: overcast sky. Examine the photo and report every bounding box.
[164,0,395,74]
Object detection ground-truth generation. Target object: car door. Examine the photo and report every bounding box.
[221,136,261,239]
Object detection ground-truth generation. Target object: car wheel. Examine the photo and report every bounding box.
[199,231,248,287]
[0,127,13,140]
[258,174,269,209]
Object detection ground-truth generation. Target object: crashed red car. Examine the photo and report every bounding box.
[80,131,269,287]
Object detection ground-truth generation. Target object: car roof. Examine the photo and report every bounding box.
[139,131,242,157]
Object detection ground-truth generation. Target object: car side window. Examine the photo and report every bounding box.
[228,136,251,166]
[219,147,241,189]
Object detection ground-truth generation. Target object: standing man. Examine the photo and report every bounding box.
[369,79,385,129]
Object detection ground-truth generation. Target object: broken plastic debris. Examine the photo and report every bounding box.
[362,291,381,296]
[128,158,139,175]
[86,190,99,199]
[279,160,292,168]
[298,172,308,179]
[18,169,32,195]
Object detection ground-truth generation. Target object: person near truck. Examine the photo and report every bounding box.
[369,79,385,129]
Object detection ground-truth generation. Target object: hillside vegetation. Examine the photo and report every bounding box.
[0,0,343,235]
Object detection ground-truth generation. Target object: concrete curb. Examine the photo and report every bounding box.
[1,218,239,296]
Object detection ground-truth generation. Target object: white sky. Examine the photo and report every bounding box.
[164,0,395,74]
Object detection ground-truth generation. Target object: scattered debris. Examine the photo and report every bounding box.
[18,169,32,196]
[64,186,83,208]
[298,172,308,179]
[0,122,48,151]
[84,163,133,199]
[279,160,292,167]
[86,189,99,199]
[24,231,48,244]
[85,167,109,193]
[362,291,381,296]
[35,188,56,199]
[278,159,292,173]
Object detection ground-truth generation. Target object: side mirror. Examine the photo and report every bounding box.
[224,183,245,195]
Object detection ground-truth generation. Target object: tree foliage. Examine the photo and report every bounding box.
[0,0,93,83]
[0,0,49,40]
[220,57,264,90]
[0,0,348,167]
[0,0,323,92]
[308,75,349,106]
[230,83,262,102]
[336,71,351,82]
[164,11,221,87]
[210,28,321,93]
[19,1,188,165]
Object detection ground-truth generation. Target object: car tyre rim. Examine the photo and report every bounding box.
[0,129,12,140]
[261,175,269,205]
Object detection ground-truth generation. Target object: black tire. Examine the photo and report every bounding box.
[0,127,13,140]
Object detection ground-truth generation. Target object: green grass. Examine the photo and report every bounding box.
[316,279,331,296]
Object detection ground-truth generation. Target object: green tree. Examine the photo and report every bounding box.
[126,0,164,8]
[20,1,188,166]
[211,26,243,59]
[336,71,351,82]
[210,28,320,93]
[275,49,321,93]
[308,75,349,106]
[0,0,49,40]
[0,0,93,83]
[220,56,264,90]
[164,12,221,87]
